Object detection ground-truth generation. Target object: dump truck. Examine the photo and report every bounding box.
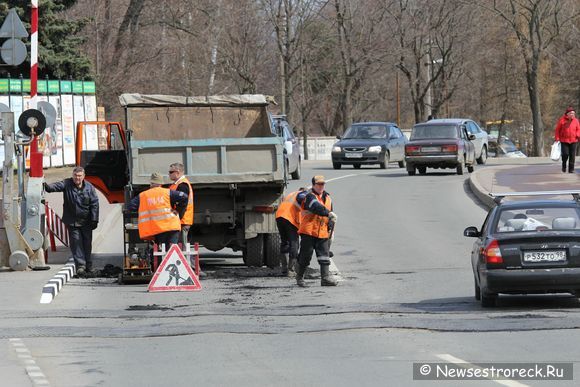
[75,94,286,268]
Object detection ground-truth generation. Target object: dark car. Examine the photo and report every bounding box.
[464,191,580,307]
[271,114,301,179]
[405,120,476,175]
[331,122,407,169]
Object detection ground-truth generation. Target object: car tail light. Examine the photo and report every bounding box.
[482,239,503,264]
[253,206,276,213]
[405,145,420,155]
[441,144,458,153]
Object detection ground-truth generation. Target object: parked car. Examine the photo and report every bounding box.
[405,120,476,175]
[488,135,527,158]
[331,122,407,169]
[464,191,580,307]
[271,114,301,179]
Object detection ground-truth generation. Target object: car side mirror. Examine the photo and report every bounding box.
[463,226,480,237]
[336,135,342,140]
[468,134,476,141]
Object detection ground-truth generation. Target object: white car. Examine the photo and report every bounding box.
[428,118,489,164]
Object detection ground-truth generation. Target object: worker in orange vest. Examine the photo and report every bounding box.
[168,162,194,244]
[126,172,188,250]
[275,187,307,275]
[296,175,338,287]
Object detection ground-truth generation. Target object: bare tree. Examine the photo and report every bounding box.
[484,0,580,156]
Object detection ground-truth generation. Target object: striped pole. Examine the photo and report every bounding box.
[29,0,42,177]
[30,0,38,109]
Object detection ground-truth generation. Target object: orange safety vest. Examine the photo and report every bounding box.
[169,176,194,225]
[298,191,332,238]
[138,187,181,239]
[276,190,303,228]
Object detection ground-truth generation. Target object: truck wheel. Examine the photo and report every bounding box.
[291,159,301,179]
[264,233,282,269]
[243,235,264,267]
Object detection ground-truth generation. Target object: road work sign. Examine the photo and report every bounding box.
[148,244,202,292]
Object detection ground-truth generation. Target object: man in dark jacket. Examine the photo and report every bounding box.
[44,166,99,276]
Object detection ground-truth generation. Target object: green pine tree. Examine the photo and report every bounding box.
[0,0,92,80]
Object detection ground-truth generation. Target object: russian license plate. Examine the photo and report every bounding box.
[523,250,566,262]
[421,146,440,152]
[345,152,363,158]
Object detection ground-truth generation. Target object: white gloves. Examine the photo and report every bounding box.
[329,212,338,222]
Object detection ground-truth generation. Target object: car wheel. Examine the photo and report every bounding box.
[456,159,465,175]
[398,159,406,168]
[477,146,487,165]
[418,166,427,175]
[284,160,289,181]
[291,159,301,179]
[481,290,497,307]
[467,164,474,173]
[474,276,481,300]
[379,152,389,169]
[353,164,361,169]
[333,162,342,170]
[407,165,416,176]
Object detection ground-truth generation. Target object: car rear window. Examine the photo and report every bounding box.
[410,125,458,140]
[496,207,580,233]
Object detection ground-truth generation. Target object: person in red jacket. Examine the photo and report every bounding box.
[554,106,580,173]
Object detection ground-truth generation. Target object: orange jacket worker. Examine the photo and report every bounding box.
[126,172,188,249]
[275,188,307,275]
[296,175,338,287]
[168,162,194,244]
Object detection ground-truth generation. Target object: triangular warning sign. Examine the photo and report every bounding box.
[0,9,29,38]
[148,244,202,292]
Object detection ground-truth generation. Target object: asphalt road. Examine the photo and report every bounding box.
[2,161,580,386]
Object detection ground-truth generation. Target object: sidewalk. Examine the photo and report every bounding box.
[469,157,579,208]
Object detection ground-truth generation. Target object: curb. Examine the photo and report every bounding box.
[40,258,76,304]
[468,168,495,209]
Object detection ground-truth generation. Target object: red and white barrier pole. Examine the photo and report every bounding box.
[29,0,43,178]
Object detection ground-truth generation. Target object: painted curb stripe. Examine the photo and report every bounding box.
[40,258,75,304]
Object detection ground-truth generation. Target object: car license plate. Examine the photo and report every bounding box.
[421,146,440,152]
[345,153,363,158]
[523,250,566,262]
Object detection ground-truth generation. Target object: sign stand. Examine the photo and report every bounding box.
[148,244,201,292]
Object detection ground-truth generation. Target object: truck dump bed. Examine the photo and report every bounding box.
[119,94,285,187]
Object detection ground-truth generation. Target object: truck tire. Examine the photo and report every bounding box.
[264,233,282,269]
[243,234,264,267]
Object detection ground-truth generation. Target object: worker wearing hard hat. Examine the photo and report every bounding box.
[296,175,338,287]
[126,172,188,249]
[275,187,307,275]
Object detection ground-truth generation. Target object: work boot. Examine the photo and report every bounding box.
[280,253,289,276]
[320,264,338,286]
[76,266,86,278]
[288,258,297,276]
[296,265,306,287]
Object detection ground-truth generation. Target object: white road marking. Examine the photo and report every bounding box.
[436,354,529,387]
[10,338,51,386]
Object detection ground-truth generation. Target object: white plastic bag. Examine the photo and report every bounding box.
[550,141,561,161]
